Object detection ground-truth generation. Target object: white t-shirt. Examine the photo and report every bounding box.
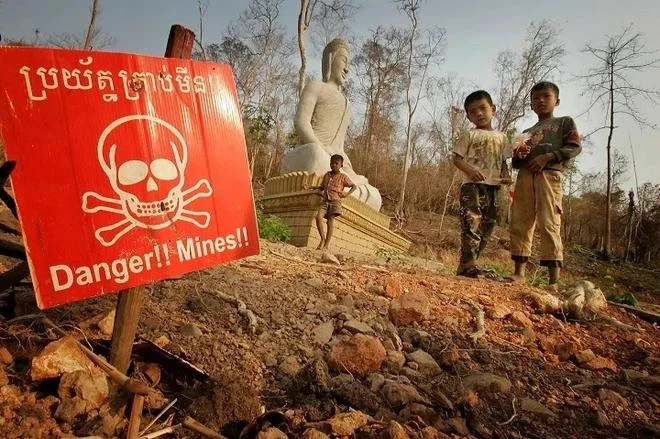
[453,129,512,185]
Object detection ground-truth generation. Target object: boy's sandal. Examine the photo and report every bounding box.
[457,267,482,279]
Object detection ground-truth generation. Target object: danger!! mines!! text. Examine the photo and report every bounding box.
[49,227,250,292]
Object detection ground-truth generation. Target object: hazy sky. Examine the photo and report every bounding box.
[1,0,658,188]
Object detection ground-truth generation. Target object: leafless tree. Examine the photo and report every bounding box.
[579,25,660,258]
[296,0,357,96]
[194,0,209,60]
[494,20,564,132]
[47,0,114,50]
[393,0,446,220]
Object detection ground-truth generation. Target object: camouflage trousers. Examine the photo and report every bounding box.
[458,183,499,268]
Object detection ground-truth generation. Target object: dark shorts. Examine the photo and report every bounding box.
[320,200,342,219]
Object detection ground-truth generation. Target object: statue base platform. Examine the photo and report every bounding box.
[261,172,410,256]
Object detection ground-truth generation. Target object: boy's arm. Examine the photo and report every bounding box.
[528,117,581,173]
[452,153,486,182]
[340,176,357,198]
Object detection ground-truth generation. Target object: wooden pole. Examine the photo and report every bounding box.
[108,24,196,375]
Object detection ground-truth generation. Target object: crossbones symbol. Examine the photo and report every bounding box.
[82,115,213,247]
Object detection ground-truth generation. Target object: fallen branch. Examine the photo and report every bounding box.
[270,249,348,270]
[497,397,518,426]
[595,314,645,332]
[214,291,258,334]
[141,424,181,439]
[0,261,30,293]
[607,301,660,324]
[182,416,227,439]
[139,398,177,437]
[127,394,145,439]
[0,238,26,260]
[461,299,486,342]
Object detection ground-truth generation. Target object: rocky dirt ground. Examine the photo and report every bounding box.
[1,212,659,439]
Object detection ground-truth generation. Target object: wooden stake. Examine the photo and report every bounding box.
[127,394,145,439]
[107,24,196,375]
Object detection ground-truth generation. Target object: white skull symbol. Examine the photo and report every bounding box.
[82,115,213,246]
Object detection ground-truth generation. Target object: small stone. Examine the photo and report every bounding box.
[383,276,403,299]
[546,354,560,364]
[96,310,115,336]
[598,388,628,409]
[340,294,354,308]
[478,295,494,306]
[326,410,368,436]
[367,284,386,296]
[459,390,479,409]
[439,350,460,367]
[327,334,386,378]
[31,336,97,381]
[263,353,278,367]
[556,342,578,361]
[384,420,410,439]
[574,349,596,364]
[58,369,109,408]
[509,311,533,328]
[538,337,556,353]
[0,346,13,365]
[256,427,288,439]
[343,320,374,334]
[381,382,428,408]
[520,397,554,418]
[54,396,88,423]
[0,368,8,386]
[330,374,382,412]
[446,417,469,436]
[383,350,406,371]
[584,356,617,372]
[321,251,341,265]
[367,373,386,392]
[389,291,430,326]
[522,327,536,343]
[405,350,441,376]
[596,409,611,427]
[313,321,335,345]
[419,426,443,439]
[279,356,301,376]
[180,323,203,337]
[486,305,511,320]
[153,335,171,348]
[324,292,338,303]
[304,277,324,288]
[302,429,329,439]
[463,373,512,394]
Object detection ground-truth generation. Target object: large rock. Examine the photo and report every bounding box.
[486,305,511,320]
[327,334,386,378]
[598,388,628,409]
[463,373,512,394]
[389,291,430,326]
[405,350,441,376]
[31,336,97,381]
[383,350,406,372]
[583,357,617,372]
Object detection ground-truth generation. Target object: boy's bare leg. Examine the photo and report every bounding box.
[509,260,526,283]
[323,216,334,250]
[315,211,326,249]
[548,266,560,285]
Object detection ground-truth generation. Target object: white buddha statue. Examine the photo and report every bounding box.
[280,38,383,211]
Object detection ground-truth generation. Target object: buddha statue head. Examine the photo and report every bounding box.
[321,38,350,87]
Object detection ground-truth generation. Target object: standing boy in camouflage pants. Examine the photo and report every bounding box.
[452,90,512,277]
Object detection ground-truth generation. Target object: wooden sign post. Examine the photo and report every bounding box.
[109,24,196,374]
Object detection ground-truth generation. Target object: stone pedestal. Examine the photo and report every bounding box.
[261,172,410,256]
